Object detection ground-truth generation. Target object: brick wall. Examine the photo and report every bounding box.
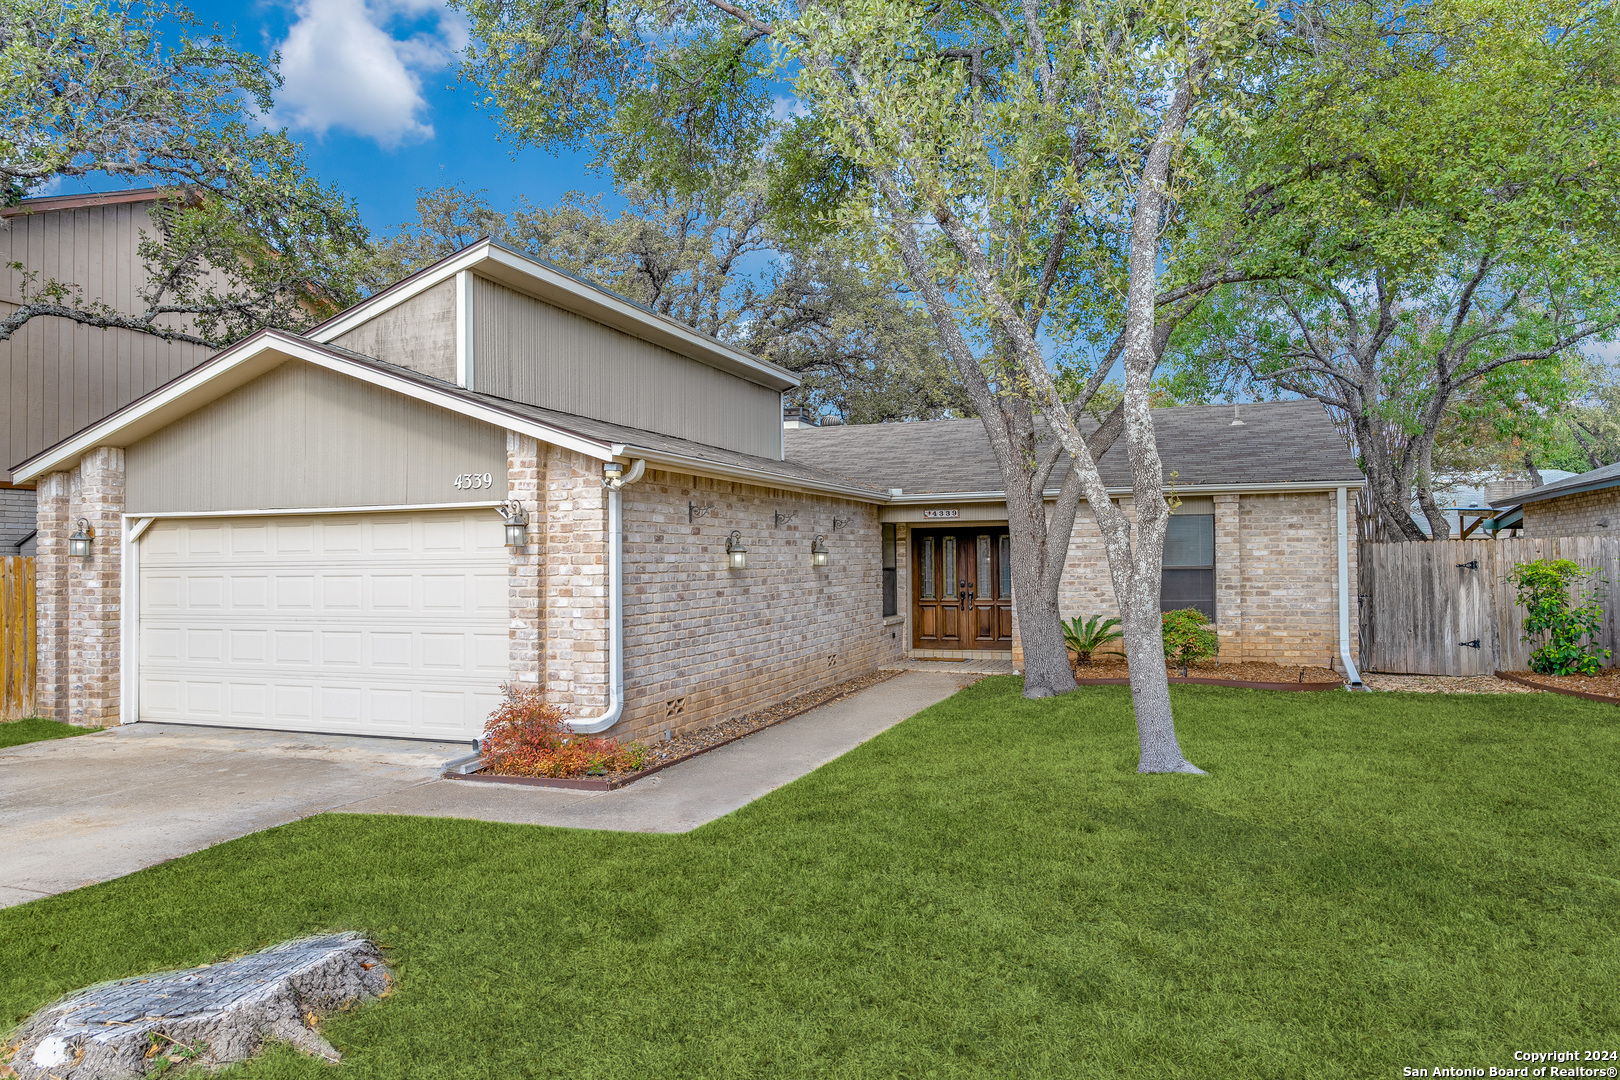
[67,448,124,726]
[1522,489,1620,537]
[1,487,35,554]
[33,450,125,726]
[615,467,900,740]
[539,446,611,716]
[506,433,543,686]
[1053,491,1346,666]
[34,473,69,719]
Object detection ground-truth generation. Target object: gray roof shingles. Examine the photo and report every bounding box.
[785,398,1362,494]
[319,342,1363,498]
[1490,460,1620,508]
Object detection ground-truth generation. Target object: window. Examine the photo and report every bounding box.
[882,524,898,617]
[999,534,1011,598]
[921,537,935,599]
[1162,514,1215,620]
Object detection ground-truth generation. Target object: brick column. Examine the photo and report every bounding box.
[1214,494,1242,661]
[543,447,610,713]
[66,447,124,727]
[34,471,71,719]
[507,432,543,686]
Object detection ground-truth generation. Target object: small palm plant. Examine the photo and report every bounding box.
[1062,615,1124,665]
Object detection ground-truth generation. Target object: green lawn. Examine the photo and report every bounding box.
[0,717,93,749]
[2,678,1617,1079]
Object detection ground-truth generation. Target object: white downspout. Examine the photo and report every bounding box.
[1337,486,1366,689]
[567,457,645,733]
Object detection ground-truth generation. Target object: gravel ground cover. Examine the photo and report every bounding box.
[1360,673,1541,693]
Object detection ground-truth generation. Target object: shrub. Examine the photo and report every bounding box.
[481,685,649,777]
[1505,558,1611,676]
[1161,608,1218,675]
[1062,614,1124,664]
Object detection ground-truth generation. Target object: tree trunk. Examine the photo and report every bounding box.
[1118,593,1193,773]
[1003,467,1076,697]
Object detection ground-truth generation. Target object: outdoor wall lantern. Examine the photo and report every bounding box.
[602,460,624,488]
[811,534,829,567]
[725,530,748,570]
[498,501,529,549]
[68,518,94,558]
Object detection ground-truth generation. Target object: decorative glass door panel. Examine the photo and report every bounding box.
[912,527,1014,651]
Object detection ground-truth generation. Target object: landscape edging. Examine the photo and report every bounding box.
[1494,669,1619,704]
[1072,675,1345,692]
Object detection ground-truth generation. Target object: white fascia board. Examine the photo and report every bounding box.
[12,331,615,481]
[612,443,888,503]
[309,240,800,393]
[880,479,1368,503]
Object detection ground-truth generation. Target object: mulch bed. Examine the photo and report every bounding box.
[1071,657,1345,690]
[456,669,904,790]
[1496,669,1620,703]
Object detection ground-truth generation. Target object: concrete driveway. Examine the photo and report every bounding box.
[0,724,468,908]
[0,670,974,909]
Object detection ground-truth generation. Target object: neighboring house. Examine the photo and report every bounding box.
[1,188,212,554]
[15,238,1365,739]
[1414,472,1576,538]
[1490,461,1620,536]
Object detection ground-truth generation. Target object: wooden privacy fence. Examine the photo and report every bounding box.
[1,556,35,719]
[1359,537,1620,675]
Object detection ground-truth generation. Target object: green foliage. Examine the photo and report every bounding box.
[1161,608,1219,674]
[0,0,371,347]
[1168,0,1620,540]
[1062,614,1123,664]
[0,717,91,749]
[1506,559,1611,676]
[5,678,1620,1077]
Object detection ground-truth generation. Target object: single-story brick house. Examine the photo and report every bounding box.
[14,240,1365,741]
[1489,460,1620,536]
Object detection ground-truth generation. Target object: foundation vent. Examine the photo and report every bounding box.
[665,697,686,718]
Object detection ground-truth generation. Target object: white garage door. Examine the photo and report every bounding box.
[138,510,508,738]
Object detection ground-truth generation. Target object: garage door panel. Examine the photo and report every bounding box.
[140,510,508,738]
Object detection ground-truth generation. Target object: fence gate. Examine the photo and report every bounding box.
[1359,537,1620,675]
[1,556,35,720]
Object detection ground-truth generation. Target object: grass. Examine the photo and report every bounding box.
[0,716,93,749]
[2,677,1617,1079]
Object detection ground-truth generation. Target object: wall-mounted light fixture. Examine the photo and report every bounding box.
[811,534,829,567]
[725,530,748,570]
[68,518,94,558]
[497,501,529,549]
[602,460,624,488]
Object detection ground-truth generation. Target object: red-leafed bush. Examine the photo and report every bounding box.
[481,685,648,777]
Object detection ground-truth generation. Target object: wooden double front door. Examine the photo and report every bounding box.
[912,527,1014,650]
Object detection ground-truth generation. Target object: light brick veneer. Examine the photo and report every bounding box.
[507,433,543,684]
[1522,489,1620,537]
[540,446,611,714]
[33,449,126,726]
[34,472,70,719]
[67,448,125,726]
[1053,491,1349,666]
[616,468,900,740]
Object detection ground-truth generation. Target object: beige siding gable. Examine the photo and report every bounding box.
[472,276,782,459]
[330,277,456,381]
[124,360,506,513]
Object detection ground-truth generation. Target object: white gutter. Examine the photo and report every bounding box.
[1337,486,1366,690]
[567,457,646,733]
[880,479,1368,504]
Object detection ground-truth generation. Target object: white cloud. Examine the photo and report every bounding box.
[771,95,810,122]
[271,0,469,148]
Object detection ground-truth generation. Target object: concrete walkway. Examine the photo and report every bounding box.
[336,670,969,831]
[0,671,970,907]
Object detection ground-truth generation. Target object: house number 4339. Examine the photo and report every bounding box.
[453,472,496,490]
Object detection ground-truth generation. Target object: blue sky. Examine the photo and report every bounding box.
[62,0,607,236]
